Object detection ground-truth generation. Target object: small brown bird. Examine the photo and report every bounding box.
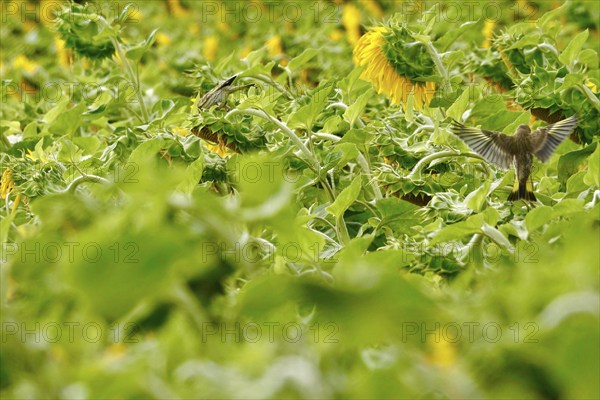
[450,116,578,201]
[197,75,254,110]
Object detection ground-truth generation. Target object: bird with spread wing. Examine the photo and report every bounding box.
[450,116,579,201]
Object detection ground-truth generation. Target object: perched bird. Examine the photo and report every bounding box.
[450,116,578,201]
[197,75,254,110]
[192,75,263,153]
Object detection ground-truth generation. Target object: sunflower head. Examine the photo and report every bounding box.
[55,4,115,60]
[353,25,437,111]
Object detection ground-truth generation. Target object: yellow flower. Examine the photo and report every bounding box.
[166,0,189,17]
[240,45,252,58]
[426,329,457,368]
[0,167,20,216]
[55,38,71,67]
[204,141,230,158]
[330,29,344,42]
[482,19,495,49]
[585,80,598,93]
[1,169,14,199]
[353,28,436,111]
[516,0,536,20]
[529,114,537,125]
[342,4,362,45]
[128,7,143,22]
[266,35,283,57]
[172,128,190,136]
[203,36,219,61]
[266,35,287,66]
[13,54,39,73]
[156,32,172,46]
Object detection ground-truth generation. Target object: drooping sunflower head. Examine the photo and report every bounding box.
[353,25,437,111]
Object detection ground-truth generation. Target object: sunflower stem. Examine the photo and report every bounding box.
[408,150,490,180]
[255,74,294,99]
[110,36,150,122]
[225,108,354,244]
[96,16,150,123]
[312,132,382,200]
[61,175,111,194]
[226,108,319,169]
[466,233,484,268]
[425,42,452,93]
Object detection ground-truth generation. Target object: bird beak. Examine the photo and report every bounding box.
[223,75,237,87]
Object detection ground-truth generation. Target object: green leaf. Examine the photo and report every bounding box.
[0,120,20,135]
[430,208,499,245]
[566,170,588,194]
[446,88,471,121]
[334,142,359,168]
[470,95,506,119]
[526,205,554,232]
[559,29,589,66]
[126,28,158,62]
[465,180,491,212]
[559,74,584,91]
[538,1,570,29]
[72,136,102,155]
[287,83,333,130]
[343,88,373,128]
[322,115,349,134]
[583,142,600,187]
[434,21,477,52]
[507,34,543,50]
[43,97,69,125]
[230,155,293,221]
[326,176,362,218]
[553,198,585,217]
[57,138,83,162]
[502,111,531,134]
[177,157,204,195]
[287,48,318,71]
[128,138,165,165]
[577,49,599,68]
[339,128,369,145]
[478,110,529,132]
[430,213,484,245]
[558,142,597,185]
[48,103,86,136]
[480,223,513,251]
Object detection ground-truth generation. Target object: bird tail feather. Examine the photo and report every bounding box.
[508,179,536,201]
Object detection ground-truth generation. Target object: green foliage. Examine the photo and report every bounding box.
[55,3,115,60]
[383,25,437,82]
[1,1,599,399]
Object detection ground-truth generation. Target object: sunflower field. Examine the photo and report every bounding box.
[1,0,599,398]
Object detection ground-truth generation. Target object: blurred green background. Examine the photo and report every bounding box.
[1,1,599,398]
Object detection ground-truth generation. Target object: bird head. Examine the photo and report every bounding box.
[517,124,531,134]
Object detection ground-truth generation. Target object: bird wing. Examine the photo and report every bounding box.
[198,75,237,110]
[530,116,578,162]
[450,121,514,169]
